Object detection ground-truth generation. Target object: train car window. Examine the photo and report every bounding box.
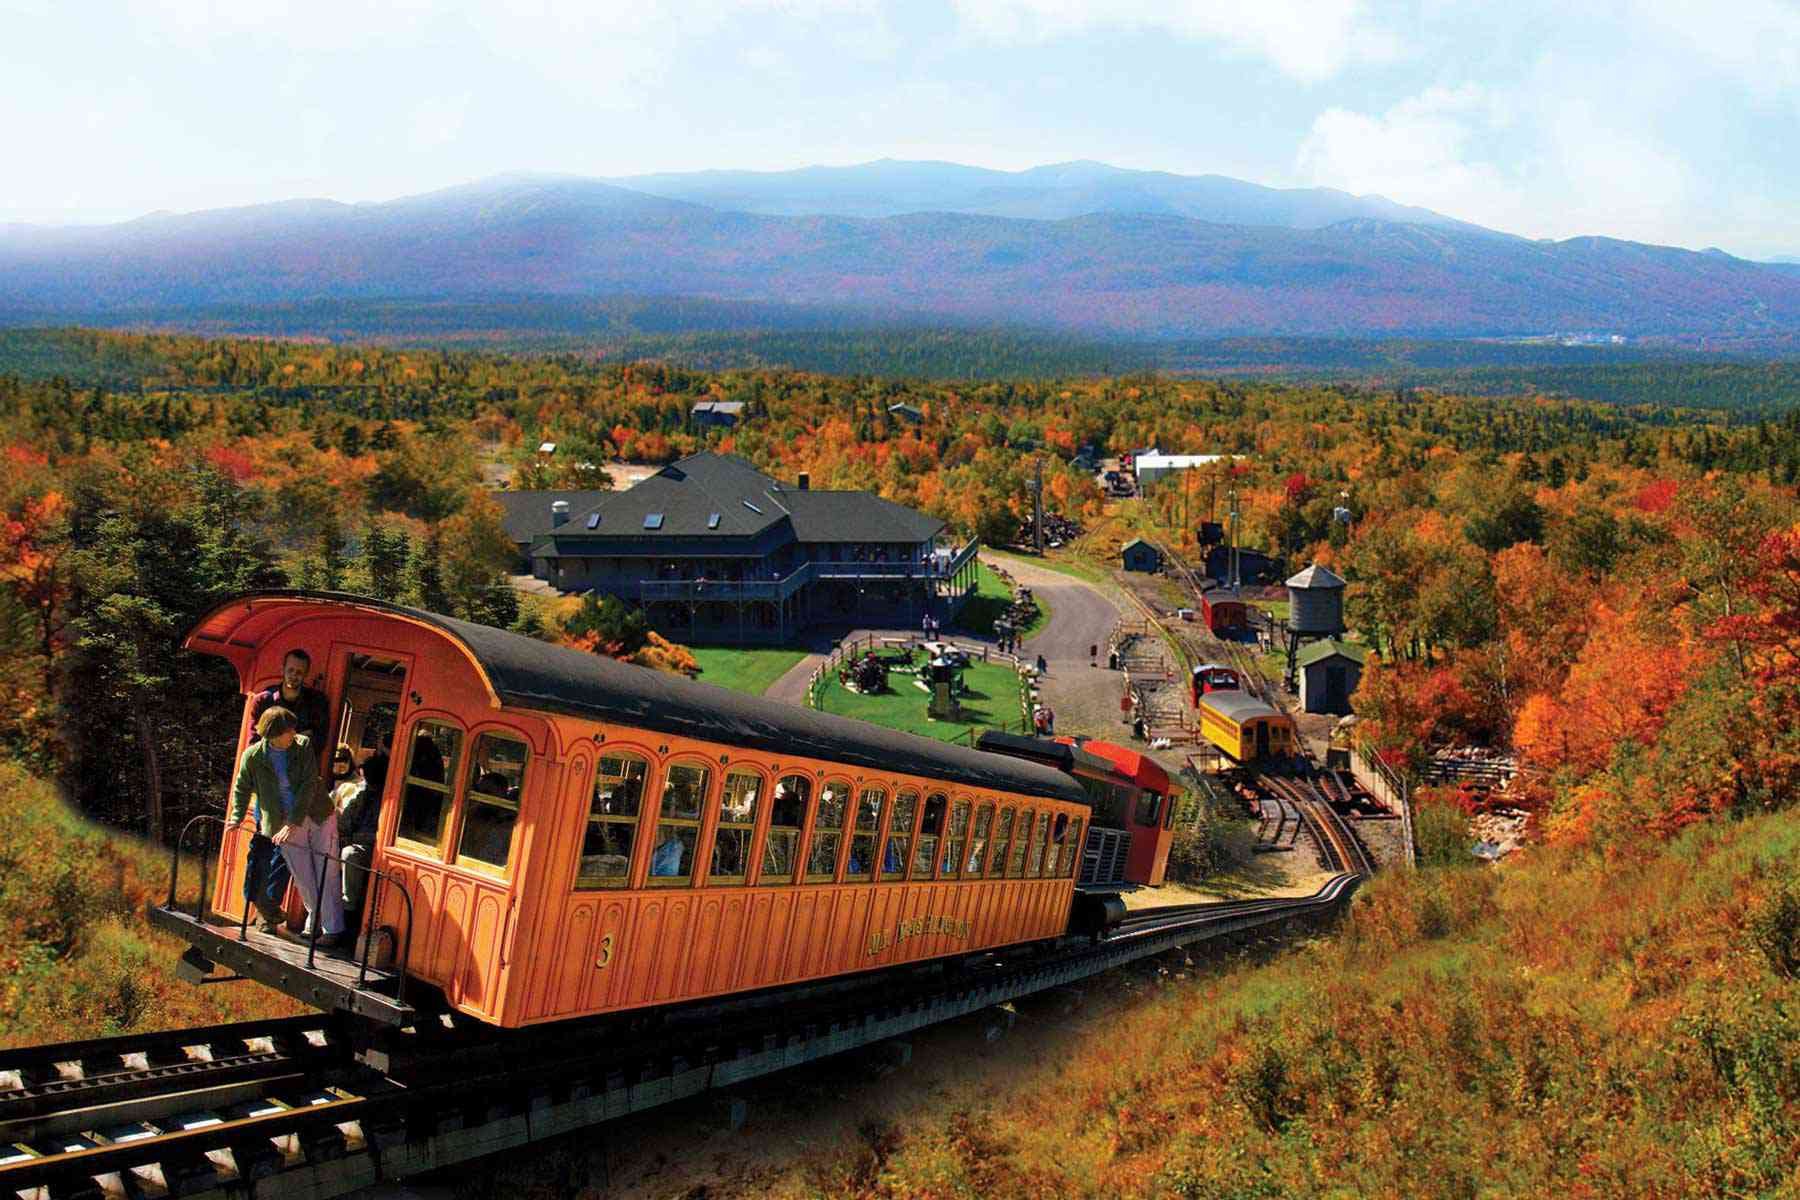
[988,808,1015,878]
[649,762,711,886]
[1007,809,1031,877]
[761,774,810,885]
[941,798,970,876]
[882,790,917,880]
[1048,812,1069,874]
[1026,812,1050,875]
[1134,790,1160,827]
[709,769,761,885]
[1164,792,1179,831]
[396,721,463,855]
[966,804,993,876]
[454,732,528,871]
[846,788,885,882]
[806,779,851,882]
[1064,818,1084,877]
[577,753,649,888]
[914,792,947,879]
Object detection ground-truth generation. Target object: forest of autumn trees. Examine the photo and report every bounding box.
[1,329,1798,860]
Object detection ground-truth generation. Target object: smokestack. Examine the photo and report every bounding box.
[797,472,810,491]
[551,500,571,528]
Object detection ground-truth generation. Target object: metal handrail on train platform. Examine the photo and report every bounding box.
[163,813,417,1007]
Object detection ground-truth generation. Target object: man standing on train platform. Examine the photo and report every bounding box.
[251,648,331,764]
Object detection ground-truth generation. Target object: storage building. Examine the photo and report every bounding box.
[1296,639,1366,715]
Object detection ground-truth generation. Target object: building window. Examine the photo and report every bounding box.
[455,731,527,872]
[644,513,665,530]
[649,762,711,885]
[709,769,760,885]
[396,721,462,855]
[761,774,810,885]
[577,753,649,888]
[806,779,851,882]
[882,790,917,879]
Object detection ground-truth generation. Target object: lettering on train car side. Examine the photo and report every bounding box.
[594,933,616,969]
[865,915,973,955]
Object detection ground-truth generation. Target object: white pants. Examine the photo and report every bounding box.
[281,815,345,936]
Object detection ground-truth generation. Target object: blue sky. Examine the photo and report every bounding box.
[4,0,1797,257]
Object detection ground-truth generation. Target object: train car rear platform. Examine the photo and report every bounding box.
[147,904,413,1025]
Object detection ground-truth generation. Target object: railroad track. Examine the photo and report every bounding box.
[0,883,1358,1199]
[1256,772,1377,877]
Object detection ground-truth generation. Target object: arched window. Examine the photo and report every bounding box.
[846,787,885,881]
[649,761,711,885]
[966,804,993,876]
[941,797,970,876]
[1045,812,1070,879]
[806,779,851,882]
[709,768,761,885]
[1008,809,1032,877]
[396,720,463,856]
[914,792,947,879]
[987,808,1015,878]
[577,752,649,889]
[1064,818,1084,877]
[455,731,528,872]
[882,791,918,880]
[761,774,810,885]
[1027,812,1051,875]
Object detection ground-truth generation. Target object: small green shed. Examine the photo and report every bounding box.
[1296,639,1366,715]
[1121,538,1162,573]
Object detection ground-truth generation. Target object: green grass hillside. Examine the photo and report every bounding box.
[0,761,299,1048]
[785,813,1800,1197]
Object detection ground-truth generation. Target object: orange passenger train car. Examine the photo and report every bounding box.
[154,591,1092,1029]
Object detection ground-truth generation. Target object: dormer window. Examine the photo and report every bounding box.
[743,500,762,514]
[644,514,664,530]
[707,513,721,529]
[585,512,600,530]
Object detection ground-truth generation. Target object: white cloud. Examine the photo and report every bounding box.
[949,0,1398,82]
[1295,85,1526,224]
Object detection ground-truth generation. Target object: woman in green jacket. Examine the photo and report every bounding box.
[229,706,345,945]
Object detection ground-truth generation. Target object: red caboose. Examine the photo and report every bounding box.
[1190,663,1242,707]
[1200,587,1248,636]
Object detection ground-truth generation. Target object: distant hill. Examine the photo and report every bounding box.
[3,171,1799,340]
[602,159,1487,231]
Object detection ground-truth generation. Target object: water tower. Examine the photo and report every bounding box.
[1284,562,1345,689]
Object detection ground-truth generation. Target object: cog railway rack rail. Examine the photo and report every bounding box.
[1,876,1363,1200]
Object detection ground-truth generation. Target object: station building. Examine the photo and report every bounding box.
[508,453,980,643]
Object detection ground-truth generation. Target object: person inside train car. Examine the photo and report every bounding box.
[228,706,345,946]
[249,648,330,764]
[649,830,686,877]
[338,744,388,921]
[328,745,359,808]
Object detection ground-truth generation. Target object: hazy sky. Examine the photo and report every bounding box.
[4,0,1797,257]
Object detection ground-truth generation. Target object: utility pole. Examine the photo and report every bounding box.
[1228,487,1241,590]
[1032,457,1045,555]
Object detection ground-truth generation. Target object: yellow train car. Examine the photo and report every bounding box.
[1198,691,1296,763]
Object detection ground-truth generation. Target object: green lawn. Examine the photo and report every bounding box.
[958,563,1052,640]
[688,646,811,695]
[816,658,1025,741]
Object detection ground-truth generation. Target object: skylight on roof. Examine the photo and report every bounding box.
[742,500,763,514]
[585,512,600,530]
[644,513,664,530]
[707,513,721,529]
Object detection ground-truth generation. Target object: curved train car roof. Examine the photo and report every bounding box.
[1199,690,1289,725]
[187,590,1088,805]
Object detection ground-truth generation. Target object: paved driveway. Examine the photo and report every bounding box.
[986,554,1132,738]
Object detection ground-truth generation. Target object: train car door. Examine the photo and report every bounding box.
[334,652,407,763]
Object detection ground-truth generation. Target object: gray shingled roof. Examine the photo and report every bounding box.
[494,489,613,545]
[535,453,945,550]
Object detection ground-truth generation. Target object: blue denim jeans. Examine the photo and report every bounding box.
[244,833,291,917]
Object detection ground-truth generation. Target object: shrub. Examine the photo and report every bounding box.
[1748,886,1800,980]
